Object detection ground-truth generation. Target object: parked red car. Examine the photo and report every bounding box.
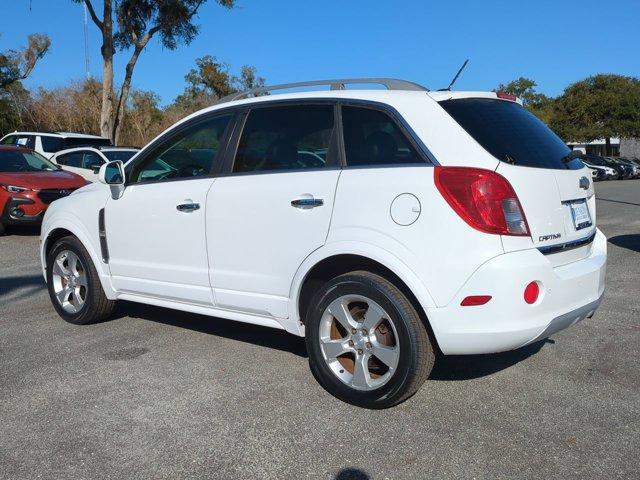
[0,145,87,235]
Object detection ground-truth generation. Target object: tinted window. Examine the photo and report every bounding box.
[56,152,84,168]
[2,135,34,149]
[233,105,334,173]
[132,114,231,183]
[341,106,423,167]
[440,98,580,170]
[0,149,58,172]
[62,137,112,149]
[103,150,137,162]
[40,136,64,152]
[83,152,104,169]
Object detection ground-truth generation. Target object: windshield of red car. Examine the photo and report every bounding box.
[0,150,59,172]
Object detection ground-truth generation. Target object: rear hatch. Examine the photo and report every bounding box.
[439,95,596,265]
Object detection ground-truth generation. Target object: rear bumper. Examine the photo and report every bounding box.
[427,228,607,355]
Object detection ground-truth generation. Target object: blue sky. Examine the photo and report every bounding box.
[1,0,639,105]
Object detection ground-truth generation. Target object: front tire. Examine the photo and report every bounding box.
[46,235,116,325]
[305,271,435,408]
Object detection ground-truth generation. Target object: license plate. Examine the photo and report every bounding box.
[569,200,592,230]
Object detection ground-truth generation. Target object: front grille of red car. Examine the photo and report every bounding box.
[37,188,77,205]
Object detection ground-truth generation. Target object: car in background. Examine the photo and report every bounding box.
[605,157,636,179]
[50,146,139,182]
[581,159,616,181]
[0,146,87,235]
[607,157,640,179]
[582,154,625,179]
[0,131,112,159]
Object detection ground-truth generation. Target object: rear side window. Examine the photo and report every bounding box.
[41,136,64,152]
[62,137,112,149]
[233,105,334,173]
[341,106,423,167]
[440,98,580,169]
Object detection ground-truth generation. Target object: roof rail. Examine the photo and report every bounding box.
[216,78,429,104]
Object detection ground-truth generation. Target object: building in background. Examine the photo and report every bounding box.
[567,138,620,156]
[567,138,640,158]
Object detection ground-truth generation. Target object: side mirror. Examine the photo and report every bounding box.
[99,160,125,200]
[91,165,101,174]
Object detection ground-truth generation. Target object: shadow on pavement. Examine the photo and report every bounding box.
[335,468,371,480]
[608,234,640,253]
[115,301,308,358]
[1,225,41,237]
[0,274,45,299]
[596,197,640,207]
[430,340,547,381]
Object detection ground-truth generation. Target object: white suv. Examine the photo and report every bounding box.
[0,131,112,159]
[50,146,139,182]
[39,79,606,408]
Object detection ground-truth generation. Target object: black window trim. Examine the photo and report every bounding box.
[337,99,438,169]
[119,96,439,185]
[125,109,238,186]
[221,100,342,178]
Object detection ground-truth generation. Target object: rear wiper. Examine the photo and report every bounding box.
[560,150,584,163]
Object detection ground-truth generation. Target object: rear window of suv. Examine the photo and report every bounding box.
[440,98,581,170]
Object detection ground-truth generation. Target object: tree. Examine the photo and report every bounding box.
[74,0,235,143]
[0,34,50,136]
[494,77,554,123]
[175,55,265,110]
[550,74,640,155]
[0,34,51,89]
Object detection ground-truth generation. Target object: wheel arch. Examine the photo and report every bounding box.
[290,243,440,351]
[41,215,117,299]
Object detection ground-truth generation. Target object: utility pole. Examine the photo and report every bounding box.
[83,4,91,80]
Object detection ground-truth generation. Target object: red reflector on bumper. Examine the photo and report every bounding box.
[461,295,492,306]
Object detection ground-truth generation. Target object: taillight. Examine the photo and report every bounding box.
[496,92,517,101]
[434,167,530,236]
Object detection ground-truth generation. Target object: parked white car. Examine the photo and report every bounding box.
[50,146,139,182]
[0,131,112,159]
[39,79,606,408]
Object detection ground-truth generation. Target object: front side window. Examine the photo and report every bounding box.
[132,114,232,183]
[83,151,104,169]
[56,152,84,168]
[341,106,423,167]
[233,105,334,173]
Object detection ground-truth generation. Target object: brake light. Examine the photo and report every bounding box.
[496,92,517,101]
[434,167,530,236]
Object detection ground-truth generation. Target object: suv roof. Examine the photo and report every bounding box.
[3,131,109,140]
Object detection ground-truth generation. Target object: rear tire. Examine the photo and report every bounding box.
[46,235,116,325]
[305,271,435,409]
[0,222,5,236]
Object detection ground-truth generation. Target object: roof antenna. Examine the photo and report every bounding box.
[439,59,469,91]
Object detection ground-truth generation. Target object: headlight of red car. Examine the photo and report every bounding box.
[0,184,32,193]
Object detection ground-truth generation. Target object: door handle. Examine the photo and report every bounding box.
[176,202,200,212]
[291,197,324,209]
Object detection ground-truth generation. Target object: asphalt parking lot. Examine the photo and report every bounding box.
[1,180,639,480]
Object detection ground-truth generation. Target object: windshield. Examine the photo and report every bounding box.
[103,150,138,162]
[440,98,582,170]
[0,149,59,172]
